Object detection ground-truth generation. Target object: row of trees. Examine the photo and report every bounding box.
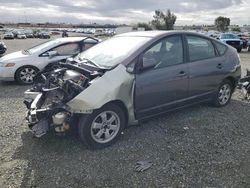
[137,10,235,32]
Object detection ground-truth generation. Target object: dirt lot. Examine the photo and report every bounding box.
[0,38,250,188]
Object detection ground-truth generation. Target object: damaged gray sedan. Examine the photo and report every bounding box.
[24,31,241,149]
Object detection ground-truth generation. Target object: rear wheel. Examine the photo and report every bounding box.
[15,66,39,84]
[213,80,233,107]
[78,103,126,149]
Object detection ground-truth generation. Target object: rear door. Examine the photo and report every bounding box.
[134,34,189,119]
[186,35,226,99]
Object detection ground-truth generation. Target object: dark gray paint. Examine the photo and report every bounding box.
[121,31,241,120]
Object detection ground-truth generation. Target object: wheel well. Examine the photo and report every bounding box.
[14,65,39,80]
[107,100,129,126]
[224,76,236,91]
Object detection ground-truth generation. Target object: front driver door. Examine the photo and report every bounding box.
[134,35,189,119]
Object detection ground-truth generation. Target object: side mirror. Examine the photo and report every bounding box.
[142,57,157,70]
[47,51,58,58]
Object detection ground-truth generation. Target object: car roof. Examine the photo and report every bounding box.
[54,37,98,43]
[116,30,209,38]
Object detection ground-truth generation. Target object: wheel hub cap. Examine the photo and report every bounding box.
[91,111,120,144]
[20,68,36,83]
[218,84,231,105]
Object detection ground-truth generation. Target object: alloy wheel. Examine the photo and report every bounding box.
[218,83,231,105]
[90,111,120,144]
[19,67,37,84]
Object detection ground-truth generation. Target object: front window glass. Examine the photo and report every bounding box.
[27,40,60,54]
[143,35,184,69]
[51,43,80,55]
[78,36,151,68]
[83,43,96,50]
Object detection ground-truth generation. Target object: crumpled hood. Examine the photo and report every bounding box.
[0,51,29,62]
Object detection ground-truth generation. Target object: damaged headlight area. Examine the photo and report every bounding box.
[24,62,105,137]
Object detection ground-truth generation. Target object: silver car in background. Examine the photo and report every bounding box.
[0,37,99,84]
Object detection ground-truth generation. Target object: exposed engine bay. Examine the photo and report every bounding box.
[24,60,108,137]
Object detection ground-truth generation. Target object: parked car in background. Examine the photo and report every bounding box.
[0,37,99,84]
[23,31,241,148]
[237,33,250,52]
[24,29,34,38]
[3,32,14,39]
[37,32,50,39]
[0,42,7,55]
[17,32,27,39]
[218,33,243,52]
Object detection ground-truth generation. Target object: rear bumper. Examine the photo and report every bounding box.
[226,42,242,49]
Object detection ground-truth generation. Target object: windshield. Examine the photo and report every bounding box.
[78,36,151,68]
[221,34,239,39]
[27,40,60,54]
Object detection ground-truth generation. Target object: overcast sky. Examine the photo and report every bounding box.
[0,0,250,25]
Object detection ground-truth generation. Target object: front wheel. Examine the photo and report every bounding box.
[213,80,233,107]
[15,66,39,84]
[78,103,126,149]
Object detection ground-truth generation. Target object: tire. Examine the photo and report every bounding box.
[78,103,126,149]
[15,66,39,84]
[247,46,250,52]
[213,80,233,107]
[237,48,242,53]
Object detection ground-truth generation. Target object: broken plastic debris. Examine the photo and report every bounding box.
[135,161,153,172]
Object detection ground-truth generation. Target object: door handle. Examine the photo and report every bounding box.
[177,71,186,77]
[217,63,223,69]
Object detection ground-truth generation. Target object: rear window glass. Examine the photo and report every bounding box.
[187,35,216,61]
[214,41,227,55]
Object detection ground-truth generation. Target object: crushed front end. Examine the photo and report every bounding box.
[24,61,106,137]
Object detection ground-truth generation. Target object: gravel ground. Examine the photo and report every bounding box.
[0,38,250,188]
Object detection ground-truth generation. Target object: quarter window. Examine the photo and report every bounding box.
[214,41,227,55]
[187,36,216,61]
[143,35,184,69]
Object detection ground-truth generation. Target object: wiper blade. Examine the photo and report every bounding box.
[23,49,30,54]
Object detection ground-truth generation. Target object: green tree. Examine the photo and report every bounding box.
[215,16,230,32]
[151,9,177,30]
[231,27,241,32]
[137,22,152,31]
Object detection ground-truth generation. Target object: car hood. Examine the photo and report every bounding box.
[0,51,29,62]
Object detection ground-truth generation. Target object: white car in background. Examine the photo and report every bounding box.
[0,37,99,84]
[17,32,27,39]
